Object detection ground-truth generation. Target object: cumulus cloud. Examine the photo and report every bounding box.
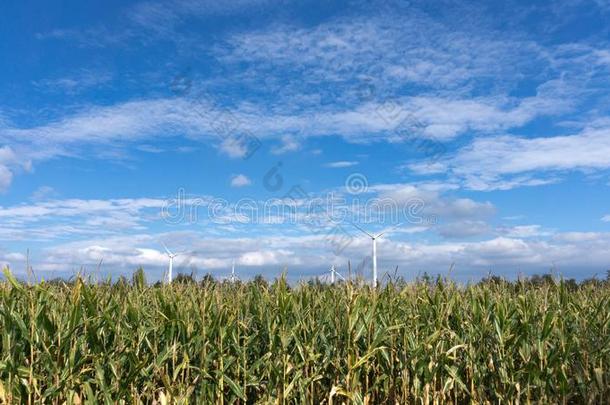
[0,166,12,192]
[498,225,551,238]
[0,146,30,192]
[372,183,496,220]
[438,220,491,239]
[4,229,609,282]
[230,174,252,187]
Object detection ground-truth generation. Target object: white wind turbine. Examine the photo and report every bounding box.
[329,264,345,284]
[318,264,346,284]
[229,259,239,283]
[162,243,179,284]
[351,222,403,287]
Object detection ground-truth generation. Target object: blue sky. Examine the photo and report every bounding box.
[2,0,610,282]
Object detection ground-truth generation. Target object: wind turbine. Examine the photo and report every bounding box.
[319,264,345,284]
[162,243,179,284]
[329,264,345,284]
[351,222,403,287]
[229,259,239,283]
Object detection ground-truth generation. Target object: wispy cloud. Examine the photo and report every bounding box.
[0,198,170,240]
[30,186,58,201]
[422,122,610,190]
[8,7,610,193]
[32,69,113,94]
[324,161,359,168]
[0,90,567,190]
[270,135,300,155]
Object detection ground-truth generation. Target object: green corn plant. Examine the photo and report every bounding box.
[0,267,609,403]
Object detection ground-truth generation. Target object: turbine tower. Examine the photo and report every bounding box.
[162,243,179,284]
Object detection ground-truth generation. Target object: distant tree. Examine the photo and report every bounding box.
[307,278,323,288]
[252,274,268,288]
[528,273,555,287]
[479,275,510,287]
[174,272,196,285]
[44,278,68,287]
[580,277,603,288]
[562,278,578,292]
[418,272,433,286]
[200,273,216,287]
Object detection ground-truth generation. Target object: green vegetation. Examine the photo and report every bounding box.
[1,267,609,403]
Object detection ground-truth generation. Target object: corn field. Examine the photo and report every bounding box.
[1,268,609,404]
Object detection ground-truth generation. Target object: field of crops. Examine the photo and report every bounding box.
[0,268,609,404]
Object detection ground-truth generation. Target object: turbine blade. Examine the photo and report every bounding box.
[161,242,173,256]
[349,222,374,238]
[375,222,404,239]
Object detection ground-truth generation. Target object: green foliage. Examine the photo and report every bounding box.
[0,268,609,403]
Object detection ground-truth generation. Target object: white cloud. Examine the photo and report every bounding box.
[33,69,113,94]
[218,16,541,95]
[230,174,252,187]
[438,220,491,239]
[270,135,300,154]
[26,232,315,280]
[30,186,58,201]
[0,146,29,192]
[498,225,551,238]
[0,198,168,220]
[0,252,26,272]
[1,94,562,191]
[129,0,278,32]
[433,123,610,190]
[552,232,603,242]
[372,183,496,220]
[17,3,608,186]
[602,215,610,222]
[0,197,172,240]
[324,161,359,168]
[0,166,12,192]
[7,229,610,282]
